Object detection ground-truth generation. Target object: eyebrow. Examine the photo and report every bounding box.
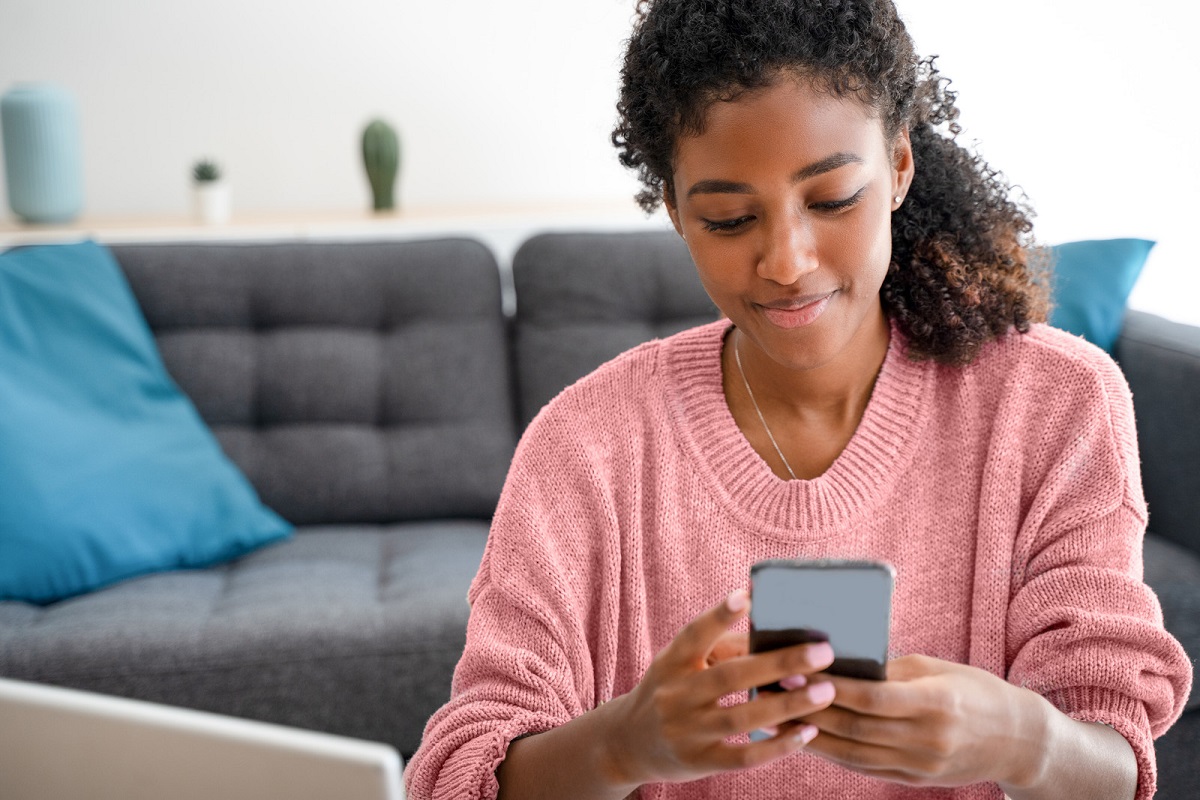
[685,151,864,198]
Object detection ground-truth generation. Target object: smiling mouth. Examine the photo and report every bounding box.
[758,292,835,329]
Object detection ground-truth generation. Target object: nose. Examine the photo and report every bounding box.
[757,215,819,285]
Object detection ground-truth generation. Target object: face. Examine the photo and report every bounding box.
[666,76,913,374]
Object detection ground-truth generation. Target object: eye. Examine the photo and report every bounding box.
[811,186,867,212]
[700,215,754,233]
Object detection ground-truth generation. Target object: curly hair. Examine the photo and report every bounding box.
[612,0,1050,364]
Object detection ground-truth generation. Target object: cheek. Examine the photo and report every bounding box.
[685,240,745,299]
[833,205,893,289]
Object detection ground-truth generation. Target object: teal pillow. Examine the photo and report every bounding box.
[0,241,292,604]
[1049,238,1154,353]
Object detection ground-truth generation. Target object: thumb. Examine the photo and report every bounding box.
[885,653,943,682]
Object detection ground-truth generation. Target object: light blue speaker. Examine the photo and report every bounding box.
[1,83,84,224]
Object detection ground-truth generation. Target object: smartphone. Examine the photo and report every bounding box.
[749,558,895,691]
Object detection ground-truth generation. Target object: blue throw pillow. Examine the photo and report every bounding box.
[0,241,292,604]
[1049,238,1154,353]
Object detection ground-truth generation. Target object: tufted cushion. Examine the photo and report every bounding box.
[111,240,516,524]
[1114,311,1200,557]
[512,230,717,426]
[0,522,488,755]
[1143,533,1200,713]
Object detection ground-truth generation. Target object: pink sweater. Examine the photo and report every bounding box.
[405,320,1191,800]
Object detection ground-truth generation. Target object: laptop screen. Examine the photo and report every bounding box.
[0,678,405,800]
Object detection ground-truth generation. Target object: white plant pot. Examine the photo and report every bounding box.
[193,181,231,225]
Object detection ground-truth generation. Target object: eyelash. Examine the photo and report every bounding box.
[700,187,868,233]
[814,186,867,211]
[701,216,753,232]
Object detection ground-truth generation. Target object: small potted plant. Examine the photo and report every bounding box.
[192,158,230,225]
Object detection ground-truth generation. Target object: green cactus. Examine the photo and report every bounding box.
[192,158,221,183]
[361,119,400,211]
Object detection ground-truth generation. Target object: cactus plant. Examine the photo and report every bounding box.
[361,119,400,211]
[192,158,221,183]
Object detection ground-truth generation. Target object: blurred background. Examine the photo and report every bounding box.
[1,0,1197,322]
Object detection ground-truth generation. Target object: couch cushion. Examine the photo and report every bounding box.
[111,240,516,524]
[0,521,488,755]
[0,241,291,604]
[1115,311,1200,557]
[512,230,718,427]
[1143,532,1200,713]
[1047,238,1153,353]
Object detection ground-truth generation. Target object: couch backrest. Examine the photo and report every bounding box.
[112,240,516,526]
[1115,310,1200,555]
[511,231,718,427]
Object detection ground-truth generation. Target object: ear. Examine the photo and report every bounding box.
[663,183,685,239]
[890,126,914,208]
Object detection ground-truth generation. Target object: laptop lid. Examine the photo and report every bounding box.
[0,677,405,800]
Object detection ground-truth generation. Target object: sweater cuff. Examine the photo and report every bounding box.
[1044,686,1154,800]
[426,718,556,800]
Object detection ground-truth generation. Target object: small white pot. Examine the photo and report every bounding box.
[193,181,231,225]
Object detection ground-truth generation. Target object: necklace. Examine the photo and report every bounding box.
[733,332,798,480]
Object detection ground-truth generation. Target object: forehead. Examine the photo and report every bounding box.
[673,77,889,185]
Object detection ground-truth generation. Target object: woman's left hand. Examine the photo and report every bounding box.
[796,654,1046,788]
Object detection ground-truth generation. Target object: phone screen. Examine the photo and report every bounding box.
[749,559,894,689]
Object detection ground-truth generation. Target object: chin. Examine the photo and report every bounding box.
[752,324,848,372]
[751,305,884,372]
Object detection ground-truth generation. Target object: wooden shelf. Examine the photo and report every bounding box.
[0,201,669,248]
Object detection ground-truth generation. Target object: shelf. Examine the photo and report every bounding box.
[0,201,670,248]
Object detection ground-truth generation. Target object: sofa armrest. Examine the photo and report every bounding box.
[1113,310,1200,557]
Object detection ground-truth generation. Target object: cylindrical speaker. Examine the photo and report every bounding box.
[1,84,85,224]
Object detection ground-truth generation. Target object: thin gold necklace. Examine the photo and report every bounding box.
[733,332,798,480]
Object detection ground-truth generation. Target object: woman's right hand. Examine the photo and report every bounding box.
[599,589,838,788]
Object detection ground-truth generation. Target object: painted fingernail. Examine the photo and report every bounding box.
[806,681,835,705]
[808,642,834,667]
[779,674,808,691]
[794,724,819,745]
[726,589,749,613]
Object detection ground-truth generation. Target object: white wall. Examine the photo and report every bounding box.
[2,0,1198,322]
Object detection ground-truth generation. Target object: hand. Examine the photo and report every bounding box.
[601,590,840,788]
[798,654,1045,788]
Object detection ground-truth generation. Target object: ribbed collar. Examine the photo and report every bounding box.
[663,319,932,539]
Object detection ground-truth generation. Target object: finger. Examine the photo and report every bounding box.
[823,674,920,718]
[803,728,930,776]
[705,630,750,666]
[799,704,920,748]
[701,677,837,738]
[703,723,820,772]
[660,589,750,673]
[697,640,835,700]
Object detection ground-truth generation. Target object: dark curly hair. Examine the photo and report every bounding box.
[613,0,1050,364]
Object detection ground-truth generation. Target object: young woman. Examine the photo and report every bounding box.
[405,1,1192,798]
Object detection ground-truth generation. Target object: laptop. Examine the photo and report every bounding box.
[0,677,406,800]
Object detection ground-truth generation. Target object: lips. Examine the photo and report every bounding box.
[759,292,835,329]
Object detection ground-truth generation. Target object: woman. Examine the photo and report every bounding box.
[405,1,1191,798]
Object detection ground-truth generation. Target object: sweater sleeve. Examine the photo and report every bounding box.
[1004,349,1193,800]
[403,404,622,800]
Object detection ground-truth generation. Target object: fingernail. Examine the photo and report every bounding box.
[808,642,834,667]
[758,725,778,737]
[726,589,749,613]
[779,674,808,691]
[806,681,835,705]
[794,724,819,745]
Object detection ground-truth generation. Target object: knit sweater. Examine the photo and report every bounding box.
[404,319,1192,800]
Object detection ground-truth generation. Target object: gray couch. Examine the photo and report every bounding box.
[0,232,1195,796]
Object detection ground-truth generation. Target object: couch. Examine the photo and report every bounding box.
[0,232,1195,796]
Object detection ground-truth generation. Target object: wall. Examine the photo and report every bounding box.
[2,0,1197,322]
